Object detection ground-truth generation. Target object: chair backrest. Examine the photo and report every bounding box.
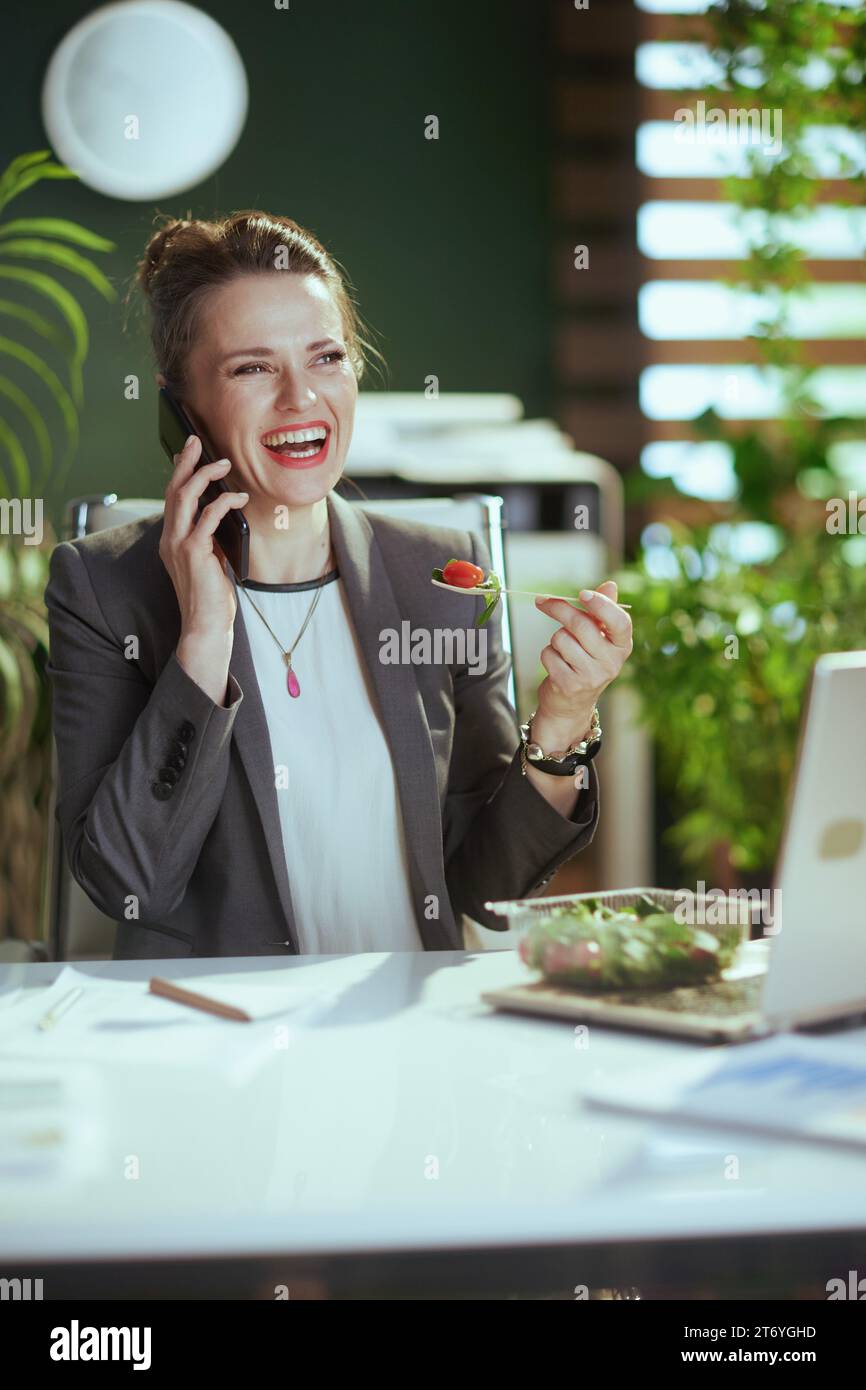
[48,491,513,961]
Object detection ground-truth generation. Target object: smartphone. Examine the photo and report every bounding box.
[158,387,250,582]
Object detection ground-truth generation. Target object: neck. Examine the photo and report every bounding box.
[245,496,333,584]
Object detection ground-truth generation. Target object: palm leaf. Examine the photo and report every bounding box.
[0,266,89,404]
[0,218,115,253]
[0,239,115,301]
[0,415,30,495]
[0,162,78,214]
[0,297,65,347]
[0,153,114,866]
[0,151,53,204]
[0,376,52,485]
[0,336,78,460]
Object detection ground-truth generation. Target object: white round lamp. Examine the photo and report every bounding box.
[41,0,248,200]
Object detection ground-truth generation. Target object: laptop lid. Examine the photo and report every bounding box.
[761,651,866,1029]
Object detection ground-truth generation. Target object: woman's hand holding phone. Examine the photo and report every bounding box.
[159,434,249,706]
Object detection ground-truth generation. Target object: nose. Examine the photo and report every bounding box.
[272,366,317,415]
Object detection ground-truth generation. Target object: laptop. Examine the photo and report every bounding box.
[481,651,866,1043]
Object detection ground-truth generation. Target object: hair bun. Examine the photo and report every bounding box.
[137,218,191,296]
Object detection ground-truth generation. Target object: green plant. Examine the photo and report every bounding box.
[619,2,865,883]
[0,535,55,942]
[0,150,116,499]
[0,151,116,943]
[618,523,866,878]
[694,0,865,521]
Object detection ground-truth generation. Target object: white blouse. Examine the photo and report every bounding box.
[234,568,424,954]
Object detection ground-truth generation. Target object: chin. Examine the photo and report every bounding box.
[273,463,344,507]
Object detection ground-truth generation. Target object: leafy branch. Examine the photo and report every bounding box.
[0,150,117,499]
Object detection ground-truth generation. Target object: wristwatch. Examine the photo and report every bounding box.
[519,705,602,777]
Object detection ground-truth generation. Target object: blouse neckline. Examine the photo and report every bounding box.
[239,567,340,594]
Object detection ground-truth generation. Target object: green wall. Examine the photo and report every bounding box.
[5,0,553,528]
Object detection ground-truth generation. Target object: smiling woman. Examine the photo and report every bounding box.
[44,209,631,959]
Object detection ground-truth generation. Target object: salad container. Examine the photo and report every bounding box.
[483,887,755,992]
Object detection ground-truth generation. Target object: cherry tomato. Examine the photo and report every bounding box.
[443,559,484,589]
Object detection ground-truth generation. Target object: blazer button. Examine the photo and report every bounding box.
[178,720,196,743]
[151,780,174,801]
[164,749,187,773]
[157,765,180,786]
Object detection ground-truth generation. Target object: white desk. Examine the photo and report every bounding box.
[2,951,865,1298]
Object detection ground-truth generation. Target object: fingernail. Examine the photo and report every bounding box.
[579,589,593,602]
[185,434,196,447]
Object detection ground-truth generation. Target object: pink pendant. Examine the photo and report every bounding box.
[286,665,301,698]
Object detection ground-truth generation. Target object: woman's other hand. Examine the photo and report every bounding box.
[532,579,633,748]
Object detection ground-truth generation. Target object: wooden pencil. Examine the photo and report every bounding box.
[149,976,252,1022]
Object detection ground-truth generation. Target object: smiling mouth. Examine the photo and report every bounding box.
[260,425,330,461]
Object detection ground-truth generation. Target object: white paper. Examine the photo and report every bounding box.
[0,966,324,1086]
[582,1031,866,1150]
[0,1059,108,1185]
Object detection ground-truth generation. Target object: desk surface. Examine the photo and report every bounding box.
[2,950,865,1296]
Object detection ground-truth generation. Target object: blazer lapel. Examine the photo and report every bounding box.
[326,490,457,949]
[225,489,458,953]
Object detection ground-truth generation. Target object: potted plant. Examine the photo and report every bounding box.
[0,150,115,947]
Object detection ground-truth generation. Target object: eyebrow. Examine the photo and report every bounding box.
[217,340,339,364]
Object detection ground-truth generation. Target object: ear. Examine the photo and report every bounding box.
[156,372,167,389]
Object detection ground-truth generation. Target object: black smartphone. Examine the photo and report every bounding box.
[158,387,250,583]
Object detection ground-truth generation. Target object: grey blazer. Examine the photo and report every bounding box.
[45,488,599,959]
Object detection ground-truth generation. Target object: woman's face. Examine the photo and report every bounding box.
[179,271,358,512]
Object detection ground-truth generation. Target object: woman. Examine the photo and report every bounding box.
[45,211,632,960]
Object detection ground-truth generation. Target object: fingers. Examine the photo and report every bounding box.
[176,458,234,531]
[540,641,592,694]
[165,434,202,495]
[194,489,249,544]
[537,587,632,650]
[550,612,609,662]
[167,453,235,539]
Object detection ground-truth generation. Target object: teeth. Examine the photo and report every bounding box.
[262,427,327,447]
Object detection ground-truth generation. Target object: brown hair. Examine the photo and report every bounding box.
[130,209,385,392]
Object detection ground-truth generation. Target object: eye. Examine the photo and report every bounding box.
[232,362,270,375]
[317,349,346,365]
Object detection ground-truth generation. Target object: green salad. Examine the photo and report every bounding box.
[518,895,742,990]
